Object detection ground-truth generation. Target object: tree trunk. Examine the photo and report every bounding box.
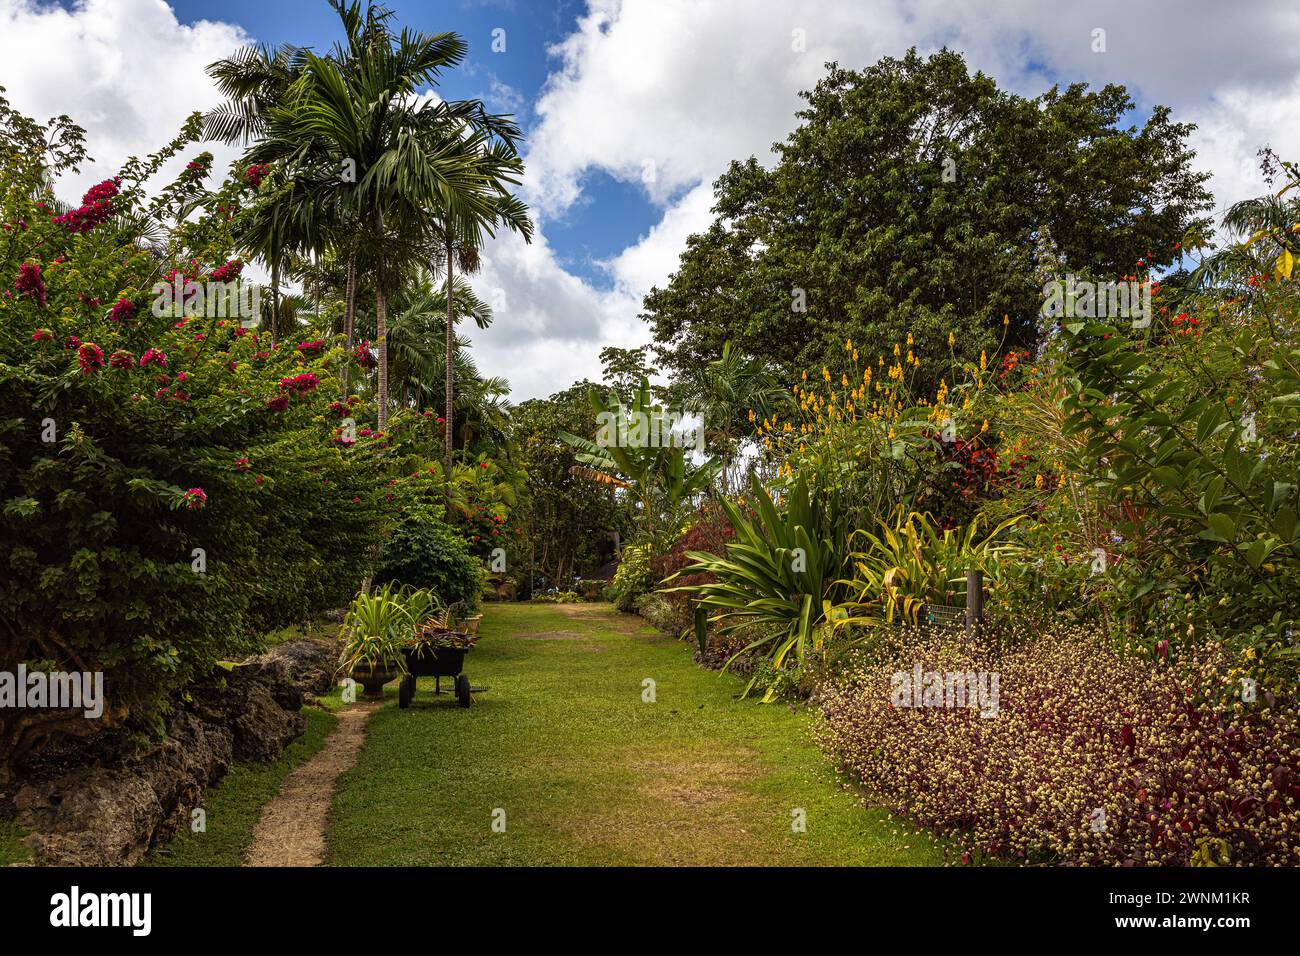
[376,278,388,432]
[444,235,455,490]
[270,257,281,344]
[341,249,357,401]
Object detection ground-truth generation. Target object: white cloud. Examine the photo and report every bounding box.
[0,0,250,202]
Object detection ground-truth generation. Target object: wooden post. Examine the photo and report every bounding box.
[965,568,984,638]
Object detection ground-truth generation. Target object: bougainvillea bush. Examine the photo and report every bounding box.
[0,96,397,772]
[815,623,1300,866]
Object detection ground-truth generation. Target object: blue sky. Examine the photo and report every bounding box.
[163,0,658,289]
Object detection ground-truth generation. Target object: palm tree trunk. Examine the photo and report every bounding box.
[341,249,357,401]
[444,235,455,488]
[376,275,388,432]
[271,258,282,344]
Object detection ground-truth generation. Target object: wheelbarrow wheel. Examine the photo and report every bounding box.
[455,673,471,708]
[398,675,412,709]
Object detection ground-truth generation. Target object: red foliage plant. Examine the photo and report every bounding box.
[815,623,1300,866]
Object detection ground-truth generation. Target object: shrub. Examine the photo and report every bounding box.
[815,623,1300,866]
[374,504,483,613]
[607,542,657,612]
[648,503,735,635]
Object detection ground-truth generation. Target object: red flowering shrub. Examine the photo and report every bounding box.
[647,504,736,643]
[0,98,406,775]
[51,177,119,234]
[815,624,1300,866]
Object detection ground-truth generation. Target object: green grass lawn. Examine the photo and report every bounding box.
[325,602,944,866]
[144,705,337,867]
[0,819,32,866]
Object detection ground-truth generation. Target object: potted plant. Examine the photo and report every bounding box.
[338,583,416,698]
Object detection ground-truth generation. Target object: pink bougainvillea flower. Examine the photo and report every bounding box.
[108,298,136,323]
[108,349,135,369]
[52,178,120,234]
[265,395,290,413]
[139,348,168,367]
[77,342,104,375]
[244,163,271,188]
[209,259,244,283]
[31,328,53,343]
[182,487,207,511]
[14,262,46,308]
[234,456,251,473]
[277,372,319,394]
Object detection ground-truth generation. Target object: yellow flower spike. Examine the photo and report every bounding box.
[748,408,755,422]
[822,367,831,381]
[802,370,807,382]
[893,343,900,357]
[878,356,884,367]
[1003,314,1010,326]
[906,333,913,346]
[948,331,955,347]
[852,349,859,362]
[980,420,989,433]
[841,373,848,387]
[980,350,987,371]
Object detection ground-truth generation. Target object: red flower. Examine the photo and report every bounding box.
[108,349,134,369]
[234,456,251,473]
[244,163,271,188]
[109,298,139,324]
[77,342,104,375]
[209,260,244,283]
[278,372,320,394]
[140,348,168,368]
[182,487,208,511]
[31,328,53,343]
[265,395,290,413]
[14,262,46,307]
[52,178,120,233]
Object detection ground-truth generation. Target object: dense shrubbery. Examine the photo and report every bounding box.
[375,502,483,613]
[816,623,1300,866]
[0,97,412,771]
[642,148,1300,862]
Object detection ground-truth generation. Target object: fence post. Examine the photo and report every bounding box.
[965,568,984,638]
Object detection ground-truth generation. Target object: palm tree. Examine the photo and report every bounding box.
[386,270,492,412]
[285,16,508,431]
[423,102,533,482]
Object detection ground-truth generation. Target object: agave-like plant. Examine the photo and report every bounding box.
[338,582,439,677]
[664,474,850,690]
[834,507,1022,628]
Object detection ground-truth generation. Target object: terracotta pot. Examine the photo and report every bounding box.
[462,615,483,636]
[350,664,398,699]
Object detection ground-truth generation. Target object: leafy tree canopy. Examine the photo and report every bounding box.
[643,48,1213,396]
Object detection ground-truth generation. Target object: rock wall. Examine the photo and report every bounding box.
[8,657,309,866]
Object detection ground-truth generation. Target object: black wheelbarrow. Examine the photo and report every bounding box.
[398,642,473,709]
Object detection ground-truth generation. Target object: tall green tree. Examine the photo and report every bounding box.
[643,49,1213,395]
